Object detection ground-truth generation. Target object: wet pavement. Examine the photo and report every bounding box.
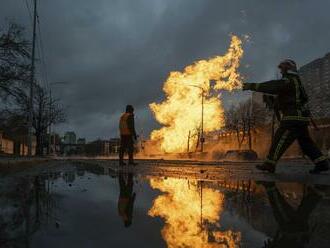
[1,161,330,248]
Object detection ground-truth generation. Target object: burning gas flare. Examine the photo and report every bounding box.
[149,36,243,153]
[148,178,241,248]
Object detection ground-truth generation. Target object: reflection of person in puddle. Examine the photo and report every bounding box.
[260,182,322,248]
[118,172,136,227]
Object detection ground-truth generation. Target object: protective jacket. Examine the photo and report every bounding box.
[119,113,136,136]
[247,72,310,122]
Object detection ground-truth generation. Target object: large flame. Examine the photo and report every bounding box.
[148,178,241,248]
[149,36,243,153]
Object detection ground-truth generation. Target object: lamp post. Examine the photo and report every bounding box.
[189,85,205,152]
[48,81,68,155]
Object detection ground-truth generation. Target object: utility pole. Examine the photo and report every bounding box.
[248,93,253,150]
[200,89,204,152]
[188,85,205,153]
[28,0,38,156]
[48,88,52,155]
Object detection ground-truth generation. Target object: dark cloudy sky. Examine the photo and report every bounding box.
[1,0,330,140]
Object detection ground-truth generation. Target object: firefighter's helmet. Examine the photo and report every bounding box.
[278,59,297,72]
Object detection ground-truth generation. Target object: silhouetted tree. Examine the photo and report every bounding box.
[0,22,30,100]
[0,22,66,155]
[11,84,66,155]
[225,99,270,150]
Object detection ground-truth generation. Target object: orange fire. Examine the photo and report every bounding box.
[148,178,241,248]
[149,36,243,153]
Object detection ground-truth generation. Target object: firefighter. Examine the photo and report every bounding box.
[119,105,137,166]
[243,59,329,174]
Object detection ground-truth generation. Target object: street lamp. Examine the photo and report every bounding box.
[48,81,68,155]
[188,84,205,153]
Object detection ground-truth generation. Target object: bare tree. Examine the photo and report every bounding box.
[0,23,30,100]
[12,84,66,155]
[225,99,270,150]
[225,104,247,150]
[0,22,66,156]
[34,86,66,155]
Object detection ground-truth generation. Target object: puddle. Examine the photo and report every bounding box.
[1,164,330,248]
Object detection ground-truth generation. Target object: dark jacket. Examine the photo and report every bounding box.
[247,72,310,122]
[127,114,137,137]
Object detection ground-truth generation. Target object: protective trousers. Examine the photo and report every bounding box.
[264,122,328,166]
[119,135,134,164]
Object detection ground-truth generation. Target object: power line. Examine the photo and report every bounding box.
[37,14,50,90]
[22,0,48,90]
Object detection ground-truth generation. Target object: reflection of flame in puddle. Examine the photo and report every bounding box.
[148,178,241,247]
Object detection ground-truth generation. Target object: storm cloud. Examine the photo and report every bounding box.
[1,0,330,140]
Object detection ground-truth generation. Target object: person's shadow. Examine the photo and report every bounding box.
[117,171,136,228]
[260,181,323,248]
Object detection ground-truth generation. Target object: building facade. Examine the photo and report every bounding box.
[0,131,14,154]
[299,52,330,118]
[109,138,120,154]
[77,138,86,145]
[63,131,77,144]
[85,139,110,156]
[0,131,36,156]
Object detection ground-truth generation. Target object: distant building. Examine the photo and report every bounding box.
[0,128,36,156]
[77,138,86,144]
[85,139,110,156]
[109,138,120,154]
[299,52,330,118]
[49,133,61,154]
[0,114,37,155]
[62,132,78,155]
[64,131,77,144]
[0,131,14,154]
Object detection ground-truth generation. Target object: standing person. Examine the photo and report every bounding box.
[119,105,138,166]
[243,59,329,174]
